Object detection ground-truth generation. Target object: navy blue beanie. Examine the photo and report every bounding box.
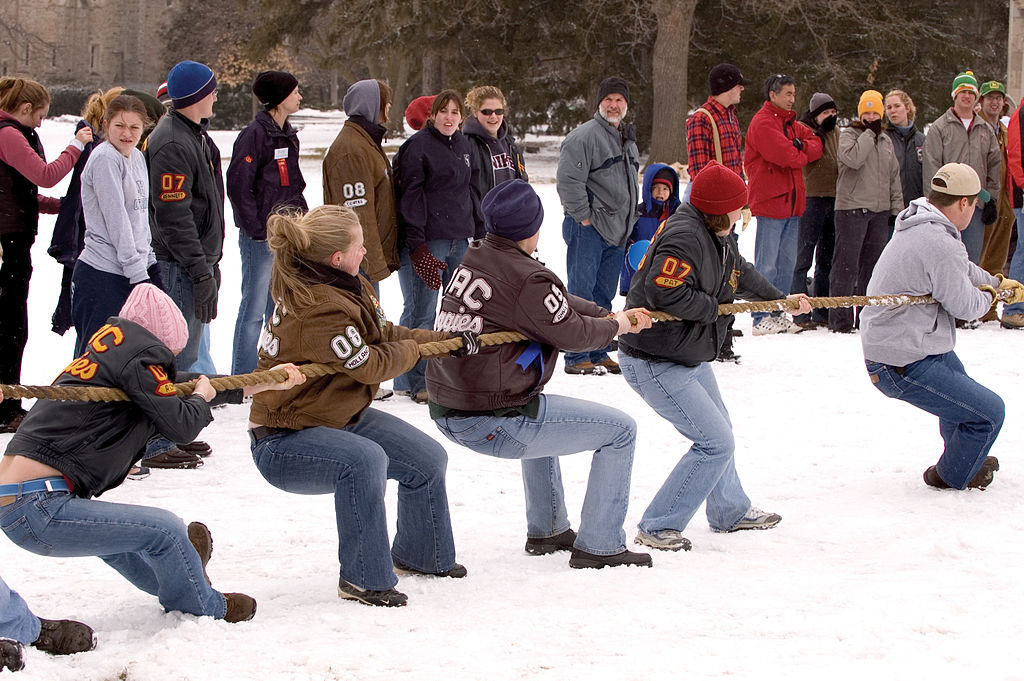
[482,179,544,242]
[167,61,217,109]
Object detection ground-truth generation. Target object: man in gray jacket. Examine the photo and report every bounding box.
[922,71,1001,264]
[556,77,640,375]
[861,163,1024,490]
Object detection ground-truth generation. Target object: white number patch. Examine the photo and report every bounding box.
[331,326,369,369]
[543,284,569,323]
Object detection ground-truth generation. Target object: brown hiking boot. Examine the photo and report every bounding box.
[31,619,96,655]
[141,447,203,469]
[563,361,608,375]
[177,441,213,457]
[595,358,621,374]
[223,593,257,622]
[187,521,213,586]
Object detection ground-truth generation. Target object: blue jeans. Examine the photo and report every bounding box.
[562,215,624,365]
[619,355,751,532]
[0,574,39,643]
[752,215,800,323]
[865,352,1004,489]
[250,409,456,590]
[792,197,835,324]
[0,490,226,618]
[394,239,468,393]
[157,260,204,371]
[231,232,274,375]
[188,325,217,374]
[70,260,133,359]
[961,205,985,265]
[1004,207,1024,315]
[435,394,635,554]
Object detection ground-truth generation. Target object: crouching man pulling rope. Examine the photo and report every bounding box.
[862,163,1024,490]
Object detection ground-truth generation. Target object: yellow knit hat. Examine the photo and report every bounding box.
[858,90,884,118]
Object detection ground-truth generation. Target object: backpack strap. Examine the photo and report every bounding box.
[695,108,723,163]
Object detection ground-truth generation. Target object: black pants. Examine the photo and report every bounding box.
[71,260,133,358]
[0,232,34,421]
[829,208,889,331]
[792,196,835,324]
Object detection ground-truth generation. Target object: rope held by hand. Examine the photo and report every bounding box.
[1,291,1003,402]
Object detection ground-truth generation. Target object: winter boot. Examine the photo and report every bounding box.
[525,528,577,555]
[187,521,213,586]
[223,593,257,622]
[31,619,96,655]
[0,639,24,672]
[568,547,652,569]
[393,558,467,578]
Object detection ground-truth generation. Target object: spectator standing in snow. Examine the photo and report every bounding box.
[743,73,822,336]
[556,76,640,376]
[861,163,1023,490]
[922,71,1001,265]
[226,70,307,376]
[1001,93,1024,328]
[975,80,1016,289]
[462,85,528,200]
[0,77,92,433]
[619,161,811,552]
[0,573,95,672]
[883,89,925,211]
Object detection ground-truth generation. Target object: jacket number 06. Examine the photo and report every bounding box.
[331,326,365,359]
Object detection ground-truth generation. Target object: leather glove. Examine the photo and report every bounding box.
[982,201,998,226]
[791,137,803,151]
[450,330,480,358]
[411,244,448,290]
[192,271,219,323]
[979,284,999,303]
[864,119,882,136]
[146,264,165,291]
[996,274,1024,292]
[741,206,753,231]
[996,283,1024,305]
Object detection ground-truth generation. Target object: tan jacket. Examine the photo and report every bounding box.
[835,122,903,213]
[250,273,445,430]
[922,108,1001,202]
[323,121,399,282]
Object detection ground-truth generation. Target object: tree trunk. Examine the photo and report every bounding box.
[385,50,413,135]
[649,0,698,165]
[421,45,444,95]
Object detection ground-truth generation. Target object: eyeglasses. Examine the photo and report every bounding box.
[479,108,504,116]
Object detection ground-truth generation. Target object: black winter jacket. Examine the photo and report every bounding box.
[0,119,43,236]
[145,110,225,281]
[884,125,926,208]
[620,203,782,366]
[225,111,307,240]
[462,116,527,200]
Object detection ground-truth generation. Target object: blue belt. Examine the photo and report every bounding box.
[0,477,70,497]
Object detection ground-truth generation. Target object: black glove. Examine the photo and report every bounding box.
[791,137,804,151]
[192,272,218,323]
[982,201,998,226]
[864,119,882,136]
[451,330,480,358]
[146,264,165,290]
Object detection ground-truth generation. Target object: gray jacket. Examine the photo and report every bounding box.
[922,109,1001,202]
[835,122,903,213]
[861,197,997,366]
[556,113,640,247]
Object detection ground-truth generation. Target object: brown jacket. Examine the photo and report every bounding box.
[250,270,445,429]
[835,121,903,213]
[323,120,399,282]
[800,119,839,198]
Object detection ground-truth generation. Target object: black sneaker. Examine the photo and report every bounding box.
[187,521,213,586]
[31,619,96,655]
[0,638,24,672]
[393,558,468,578]
[525,528,577,555]
[568,547,652,569]
[0,409,27,434]
[338,578,408,607]
[715,347,741,363]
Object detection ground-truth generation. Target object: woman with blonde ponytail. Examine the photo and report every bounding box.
[0,77,93,433]
[248,205,466,608]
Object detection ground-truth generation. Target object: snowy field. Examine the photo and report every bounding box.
[2,114,1024,680]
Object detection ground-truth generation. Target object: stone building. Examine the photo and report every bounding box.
[0,0,178,90]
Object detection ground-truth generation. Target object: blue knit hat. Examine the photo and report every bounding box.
[482,179,544,242]
[167,61,217,109]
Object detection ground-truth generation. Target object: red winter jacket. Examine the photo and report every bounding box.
[1007,106,1023,209]
[744,101,822,219]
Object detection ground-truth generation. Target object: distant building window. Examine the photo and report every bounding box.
[90,45,97,70]
[23,43,29,66]
[51,48,56,68]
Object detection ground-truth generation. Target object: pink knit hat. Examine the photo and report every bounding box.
[119,284,189,353]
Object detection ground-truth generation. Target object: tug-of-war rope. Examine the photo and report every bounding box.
[0,291,1008,403]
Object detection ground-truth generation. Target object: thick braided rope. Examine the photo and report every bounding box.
[0,291,1005,402]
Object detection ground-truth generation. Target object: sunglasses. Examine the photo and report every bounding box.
[479,108,504,116]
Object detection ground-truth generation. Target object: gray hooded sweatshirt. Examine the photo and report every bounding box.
[860,197,998,367]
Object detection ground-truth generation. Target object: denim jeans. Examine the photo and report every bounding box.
[829,209,889,331]
[961,205,985,265]
[188,325,217,374]
[619,355,751,532]
[435,395,634,554]
[865,352,1004,489]
[70,260,133,358]
[0,491,226,618]
[752,215,800,323]
[792,197,835,324]
[394,239,468,393]
[157,260,204,371]
[0,233,33,421]
[562,215,624,366]
[1004,208,1024,316]
[250,408,456,590]
[231,232,274,375]
[0,574,39,643]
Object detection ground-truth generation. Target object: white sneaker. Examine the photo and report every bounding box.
[720,506,781,532]
[774,316,804,334]
[634,529,692,552]
[752,317,784,336]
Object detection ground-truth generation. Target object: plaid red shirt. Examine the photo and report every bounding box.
[685,96,745,180]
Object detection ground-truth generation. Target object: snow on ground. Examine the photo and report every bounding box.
[3,115,1024,680]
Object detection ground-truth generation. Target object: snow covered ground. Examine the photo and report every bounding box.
[3,114,1024,680]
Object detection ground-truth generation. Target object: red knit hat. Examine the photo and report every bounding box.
[119,283,189,353]
[405,95,436,131]
[689,161,747,215]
